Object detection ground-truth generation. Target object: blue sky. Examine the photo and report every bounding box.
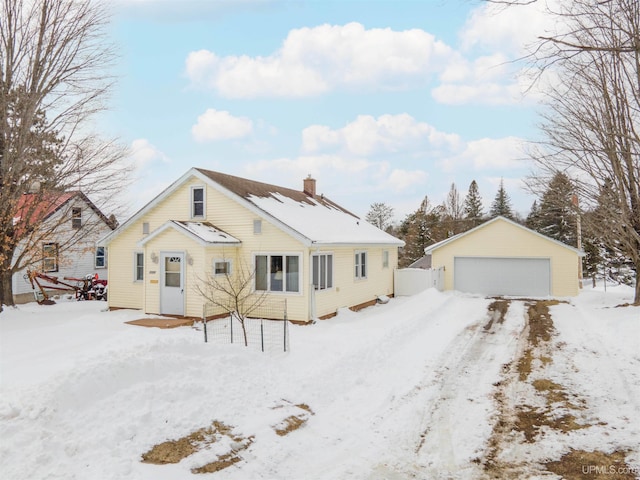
[103,0,552,222]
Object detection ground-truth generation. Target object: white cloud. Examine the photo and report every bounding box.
[184,22,452,98]
[129,138,170,170]
[433,54,527,105]
[302,114,461,156]
[442,136,528,171]
[386,169,428,192]
[459,1,559,55]
[191,108,253,142]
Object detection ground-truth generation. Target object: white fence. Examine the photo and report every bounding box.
[394,267,444,296]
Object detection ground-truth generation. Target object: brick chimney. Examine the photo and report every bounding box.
[303,174,316,197]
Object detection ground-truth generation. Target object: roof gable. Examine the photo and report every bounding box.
[14,191,116,233]
[103,167,403,247]
[424,216,584,256]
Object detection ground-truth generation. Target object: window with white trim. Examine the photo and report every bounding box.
[382,250,389,269]
[255,254,300,293]
[355,251,367,279]
[312,253,333,290]
[95,246,106,268]
[71,207,82,229]
[191,186,205,218]
[134,252,144,281]
[43,243,59,272]
[214,259,232,276]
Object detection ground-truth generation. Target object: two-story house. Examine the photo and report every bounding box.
[100,168,404,322]
[12,191,117,303]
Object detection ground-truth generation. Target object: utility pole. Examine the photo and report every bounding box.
[572,194,583,288]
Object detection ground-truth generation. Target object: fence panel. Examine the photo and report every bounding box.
[202,300,289,353]
[394,267,444,296]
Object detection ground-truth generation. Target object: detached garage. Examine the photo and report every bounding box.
[425,216,584,297]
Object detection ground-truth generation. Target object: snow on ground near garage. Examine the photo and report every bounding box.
[0,284,638,479]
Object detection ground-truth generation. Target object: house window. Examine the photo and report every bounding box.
[134,252,144,281]
[214,259,232,276]
[43,243,59,272]
[355,251,367,279]
[382,250,389,269]
[72,207,82,229]
[95,247,106,268]
[191,186,205,218]
[253,219,262,234]
[254,254,300,293]
[312,253,333,290]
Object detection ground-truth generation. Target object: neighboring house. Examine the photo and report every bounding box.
[12,191,117,303]
[424,216,584,297]
[100,168,404,322]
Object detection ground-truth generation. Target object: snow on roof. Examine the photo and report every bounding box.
[248,193,403,246]
[174,221,241,244]
[138,220,241,247]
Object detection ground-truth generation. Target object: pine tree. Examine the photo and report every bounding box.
[526,200,541,231]
[463,180,484,227]
[489,179,514,219]
[536,172,577,246]
[399,196,445,267]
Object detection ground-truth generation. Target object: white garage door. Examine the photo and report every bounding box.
[454,257,550,296]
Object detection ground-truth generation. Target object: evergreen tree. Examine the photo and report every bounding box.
[463,180,484,227]
[526,200,542,231]
[536,172,577,246]
[489,179,514,219]
[398,196,445,267]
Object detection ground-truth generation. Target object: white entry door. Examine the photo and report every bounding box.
[160,252,184,315]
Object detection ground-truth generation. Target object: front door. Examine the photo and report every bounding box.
[160,252,184,315]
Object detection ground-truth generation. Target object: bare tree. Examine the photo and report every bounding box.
[522,0,640,303]
[365,202,395,231]
[194,260,269,347]
[442,182,465,236]
[0,0,129,308]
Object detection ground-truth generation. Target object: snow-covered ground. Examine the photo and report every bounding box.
[1,285,638,479]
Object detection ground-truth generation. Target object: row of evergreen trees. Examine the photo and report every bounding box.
[366,174,634,284]
[368,179,516,268]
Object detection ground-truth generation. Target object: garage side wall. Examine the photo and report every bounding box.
[431,220,579,297]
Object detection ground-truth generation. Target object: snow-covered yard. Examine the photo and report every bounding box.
[1,285,638,479]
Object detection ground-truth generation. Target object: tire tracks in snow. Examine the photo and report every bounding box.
[405,299,526,479]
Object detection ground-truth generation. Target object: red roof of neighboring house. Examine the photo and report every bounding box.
[12,191,115,234]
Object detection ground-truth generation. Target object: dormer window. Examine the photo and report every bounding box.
[72,207,82,229]
[191,186,205,218]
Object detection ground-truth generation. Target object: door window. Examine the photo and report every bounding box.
[165,256,181,287]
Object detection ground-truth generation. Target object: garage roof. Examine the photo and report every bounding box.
[423,216,585,256]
